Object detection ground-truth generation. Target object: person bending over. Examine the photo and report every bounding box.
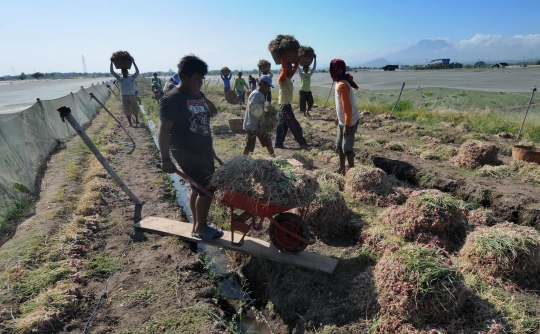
[242,75,275,157]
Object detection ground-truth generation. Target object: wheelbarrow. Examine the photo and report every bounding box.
[162,165,316,254]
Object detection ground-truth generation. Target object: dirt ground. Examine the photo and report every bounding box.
[1,81,539,333]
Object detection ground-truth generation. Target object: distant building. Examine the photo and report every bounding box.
[491,62,509,69]
[428,59,450,66]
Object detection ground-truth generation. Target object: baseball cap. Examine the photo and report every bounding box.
[259,75,274,88]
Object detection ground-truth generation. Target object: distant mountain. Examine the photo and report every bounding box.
[362,37,540,67]
[384,39,455,65]
[360,58,391,68]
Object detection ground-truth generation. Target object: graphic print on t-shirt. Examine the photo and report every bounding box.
[187,98,211,136]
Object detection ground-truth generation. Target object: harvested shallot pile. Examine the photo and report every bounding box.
[379,189,468,251]
[110,50,133,63]
[297,174,352,240]
[257,59,271,68]
[459,223,540,285]
[209,156,319,207]
[259,103,278,134]
[373,244,466,328]
[450,140,500,169]
[345,165,409,206]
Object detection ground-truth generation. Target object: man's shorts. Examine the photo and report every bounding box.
[244,130,272,152]
[336,120,359,154]
[171,149,215,196]
[121,95,139,117]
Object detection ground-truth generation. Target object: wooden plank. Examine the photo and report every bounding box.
[134,216,338,274]
[286,158,303,167]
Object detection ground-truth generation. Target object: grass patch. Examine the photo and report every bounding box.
[85,254,120,278]
[0,199,33,242]
[121,307,217,334]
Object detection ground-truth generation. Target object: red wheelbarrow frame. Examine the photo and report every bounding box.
[170,167,316,249]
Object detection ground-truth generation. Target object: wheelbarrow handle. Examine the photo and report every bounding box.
[156,163,215,198]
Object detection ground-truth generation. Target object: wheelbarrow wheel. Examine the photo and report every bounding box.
[269,213,310,254]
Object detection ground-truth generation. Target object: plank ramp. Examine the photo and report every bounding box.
[134,216,338,274]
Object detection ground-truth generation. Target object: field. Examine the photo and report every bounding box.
[1,72,540,333]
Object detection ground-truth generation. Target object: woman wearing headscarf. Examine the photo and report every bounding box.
[330,58,360,175]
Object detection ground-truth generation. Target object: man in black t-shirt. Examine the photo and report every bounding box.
[158,55,224,240]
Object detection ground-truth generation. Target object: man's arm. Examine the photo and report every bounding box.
[310,57,317,75]
[110,62,120,80]
[132,62,139,79]
[278,56,287,83]
[297,65,303,75]
[158,119,175,172]
[291,59,299,76]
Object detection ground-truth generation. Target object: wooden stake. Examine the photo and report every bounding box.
[389,82,406,119]
[57,106,142,205]
[89,93,136,153]
[516,86,537,140]
[324,81,335,107]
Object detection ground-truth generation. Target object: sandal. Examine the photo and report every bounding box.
[191,225,224,240]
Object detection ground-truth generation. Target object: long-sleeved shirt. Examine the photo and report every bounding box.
[110,62,139,96]
[278,56,298,105]
[297,58,317,92]
[335,80,360,126]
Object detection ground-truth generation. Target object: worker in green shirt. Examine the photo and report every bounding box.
[297,56,317,118]
[233,71,249,105]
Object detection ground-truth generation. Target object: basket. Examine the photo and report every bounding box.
[113,58,132,70]
[271,49,299,65]
[221,67,231,76]
[259,63,271,72]
[512,145,540,164]
[225,90,238,104]
[298,55,314,66]
[228,119,244,132]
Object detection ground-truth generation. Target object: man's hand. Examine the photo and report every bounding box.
[161,159,175,173]
[214,155,224,166]
[344,126,351,138]
[334,118,339,126]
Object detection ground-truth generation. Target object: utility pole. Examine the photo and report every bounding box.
[82,55,88,75]
[12,66,15,75]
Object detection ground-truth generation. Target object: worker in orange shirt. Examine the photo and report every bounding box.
[330,58,360,175]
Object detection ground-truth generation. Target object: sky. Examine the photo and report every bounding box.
[1,0,539,76]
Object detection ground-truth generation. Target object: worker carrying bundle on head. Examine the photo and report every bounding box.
[297,55,317,118]
[274,56,308,149]
[109,59,140,127]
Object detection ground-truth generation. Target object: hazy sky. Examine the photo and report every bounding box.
[1,0,539,76]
